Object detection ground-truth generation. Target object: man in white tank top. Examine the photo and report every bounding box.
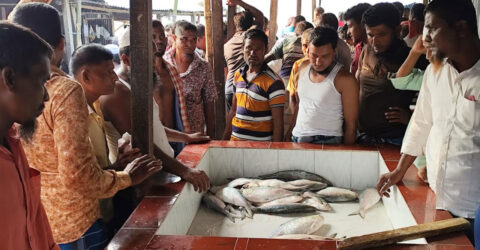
[286,27,359,144]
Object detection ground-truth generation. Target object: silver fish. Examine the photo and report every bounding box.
[253,203,318,214]
[244,179,308,190]
[209,185,226,194]
[271,215,325,237]
[349,188,381,219]
[288,179,328,191]
[258,195,304,207]
[216,187,253,218]
[227,178,260,188]
[258,170,333,186]
[241,187,297,203]
[202,193,235,222]
[302,197,333,212]
[315,187,358,202]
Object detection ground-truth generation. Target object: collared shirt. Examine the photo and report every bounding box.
[87,101,110,168]
[0,127,58,250]
[351,42,364,75]
[162,60,191,133]
[224,31,247,94]
[164,48,218,133]
[335,38,353,69]
[22,66,132,243]
[269,35,304,78]
[231,64,285,141]
[401,59,480,218]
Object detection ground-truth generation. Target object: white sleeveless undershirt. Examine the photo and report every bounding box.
[292,63,344,137]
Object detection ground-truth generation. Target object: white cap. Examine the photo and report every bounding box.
[118,27,130,48]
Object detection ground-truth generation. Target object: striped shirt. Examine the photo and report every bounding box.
[231,64,285,141]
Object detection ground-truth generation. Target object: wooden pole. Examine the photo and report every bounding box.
[312,0,316,21]
[62,0,74,65]
[268,0,278,50]
[296,0,301,16]
[204,0,213,65]
[130,0,153,155]
[211,0,225,139]
[227,5,236,41]
[173,0,178,22]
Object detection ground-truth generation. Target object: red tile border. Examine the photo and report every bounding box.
[145,235,237,250]
[270,142,323,150]
[245,238,337,250]
[378,144,402,161]
[123,197,177,229]
[234,238,249,250]
[107,228,156,250]
[323,143,377,151]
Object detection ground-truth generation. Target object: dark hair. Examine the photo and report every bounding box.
[295,21,314,34]
[234,11,254,31]
[70,44,113,76]
[152,19,163,29]
[174,20,197,36]
[410,4,425,22]
[294,15,306,25]
[308,26,338,49]
[0,22,53,74]
[321,13,339,31]
[426,0,478,37]
[344,3,371,25]
[9,3,62,48]
[362,3,400,30]
[243,29,268,48]
[392,2,404,15]
[196,24,205,38]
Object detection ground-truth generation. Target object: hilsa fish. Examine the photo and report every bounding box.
[349,188,381,219]
[271,214,325,237]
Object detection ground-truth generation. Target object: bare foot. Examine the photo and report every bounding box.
[417,165,428,183]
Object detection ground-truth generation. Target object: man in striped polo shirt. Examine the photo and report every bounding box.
[223,29,285,141]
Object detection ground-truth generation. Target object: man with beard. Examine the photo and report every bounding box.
[377,0,480,245]
[356,3,428,145]
[164,20,217,137]
[10,3,163,249]
[0,21,58,250]
[286,27,358,145]
[100,25,211,231]
[223,29,285,141]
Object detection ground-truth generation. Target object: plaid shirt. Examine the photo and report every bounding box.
[162,61,191,133]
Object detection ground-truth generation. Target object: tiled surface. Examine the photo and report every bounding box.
[351,151,379,190]
[208,147,244,185]
[146,235,237,250]
[124,197,177,228]
[107,228,156,250]
[277,149,315,173]
[243,148,279,177]
[315,150,352,188]
[109,141,474,250]
[245,238,337,250]
[323,143,377,151]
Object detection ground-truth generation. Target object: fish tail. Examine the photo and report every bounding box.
[225,212,236,223]
[360,210,365,219]
[245,207,254,218]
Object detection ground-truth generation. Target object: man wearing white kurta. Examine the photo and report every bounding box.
[377,0,479,244]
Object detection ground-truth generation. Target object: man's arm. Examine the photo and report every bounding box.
[204,101,215,138]
[164,127,210,144]
[223,95,237,140]
[99,83,132,134]
[265,39,285,64]
[336,70,359,145]
[228,0,264,29]
[285,93,299,142]
[396,37,426,78]
[153,145,209,192]
[271,106,284,142]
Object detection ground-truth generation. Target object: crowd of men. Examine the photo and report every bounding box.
[0,0,479,249]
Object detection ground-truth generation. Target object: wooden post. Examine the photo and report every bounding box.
[62,0,74,65]
[227,5,236,41]
[204,0,213,65]
[173,0,178,22]
[211,0,225,139]
[312,0,316,21]
[268,0,278,50]
[296,0,301,16]
[130,0,153,155]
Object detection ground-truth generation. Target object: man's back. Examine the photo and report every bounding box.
[225,31,247,89]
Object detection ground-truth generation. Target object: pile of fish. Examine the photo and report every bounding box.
[201,170,381,239]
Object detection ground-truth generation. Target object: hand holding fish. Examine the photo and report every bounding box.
[376,168,406,198]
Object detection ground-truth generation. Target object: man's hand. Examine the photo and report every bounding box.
[125,155,163,186]
[385,107,411,125]
[113,139,142,170]
[376,168,406,198]
[181,168,210,193]
[185,132,211,144]
[411,36,427,55]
